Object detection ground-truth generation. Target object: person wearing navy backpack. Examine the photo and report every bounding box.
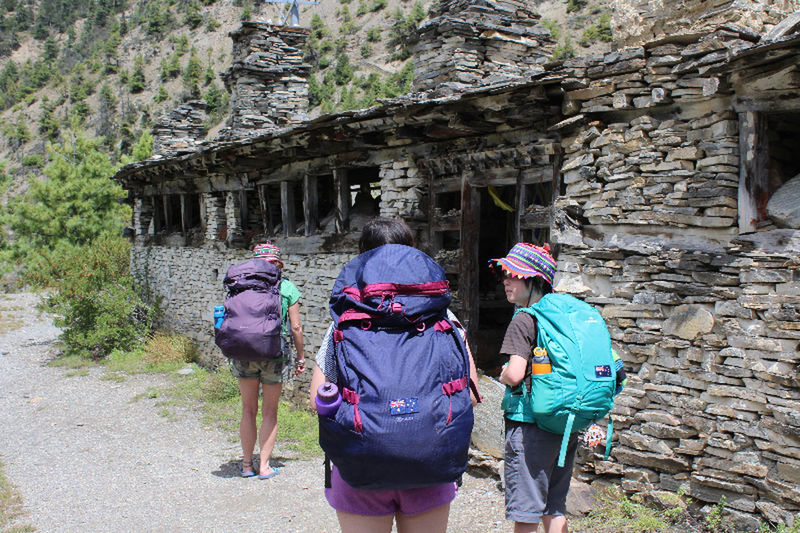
[310,218,480,533]
[232,243,306,479]
[491,242,625,533]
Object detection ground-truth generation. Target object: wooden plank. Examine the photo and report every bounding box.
[239,189,248,233]
[281,181,295,238]
[520,207,552,228]
[334,168,350,233]
[257,185,272,235]
[460,177,480,343]
[303,174,318,236]
[514,172,524,243]
[738,111,769,233]
[163,195,171,232]
[180,194,188,235]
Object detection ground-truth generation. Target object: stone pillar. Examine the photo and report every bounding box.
[225,191,246,246]
[151,101,209,156]
[133,196,153,242]
[221,22,312,138]
[203,193,226,241]
[409,0,555,96]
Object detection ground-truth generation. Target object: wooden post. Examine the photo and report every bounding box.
[163,195,171,232]
[514,172,525,243]
[257,185,273,235]
[180,194,188,235]
[304,174,318,236]
[239,190,248,234]
[334,168,350,233]
[281,181,296,237]
[738,111,769,233]
[460,176,480,341]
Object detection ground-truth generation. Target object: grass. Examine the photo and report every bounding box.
[48,331,321,457]
[574,485,695,533]
[0,459,34,532]
[0,304,25,334]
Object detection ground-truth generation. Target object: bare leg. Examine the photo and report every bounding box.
[514,522,540,533]
[258,382,282,476]
[336,511,393,533]
[542,515,567,533]
[238,378,260,475]
[396,503,451,533]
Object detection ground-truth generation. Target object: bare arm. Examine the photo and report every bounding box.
[309,365,326,412]
[499,354,528,387]
[465,340,480,406]
[287,302,305,374]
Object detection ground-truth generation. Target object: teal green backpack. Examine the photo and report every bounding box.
[501,293,616,467]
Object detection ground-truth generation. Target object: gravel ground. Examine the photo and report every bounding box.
[0,292,507,532]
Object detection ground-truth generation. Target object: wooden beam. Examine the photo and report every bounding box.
[303,174,318,236]
[281,181,295,238]
[333,168,349,233]
[460,177,480,343]
[180,194,188,235]
[257,185,273,235]
[515,172,525,243]
[738,111,769,233]
[239,189,248,233]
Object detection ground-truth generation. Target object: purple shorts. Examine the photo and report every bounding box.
[325,466,457,516]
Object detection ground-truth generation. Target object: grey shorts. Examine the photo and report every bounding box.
[504,419,578,523]
[230,358,286,385]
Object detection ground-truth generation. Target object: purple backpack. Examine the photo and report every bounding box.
[320,244,476,490]
[215,258,283,361]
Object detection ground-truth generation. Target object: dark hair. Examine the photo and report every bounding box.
[358,217,415,253]
[525,275,553,295]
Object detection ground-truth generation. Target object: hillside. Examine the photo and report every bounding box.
[0,0,614,198]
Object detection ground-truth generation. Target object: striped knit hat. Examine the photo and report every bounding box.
[253,242,283,269]
[489,243,556,286]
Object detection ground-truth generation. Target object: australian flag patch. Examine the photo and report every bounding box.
[594,365,612,378]
[389,397,419,416]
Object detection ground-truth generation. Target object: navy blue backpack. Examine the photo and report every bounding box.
[320,244,477,490]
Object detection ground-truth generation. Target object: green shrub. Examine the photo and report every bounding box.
[580,12,612,46]
[366,27,381,42]
[184,1,202,28]
[541,18,560,41]
[370,0,386,12]
[130,57,146,93]
[552,38,575,60]
[40,235,155,359]
[567,0,587,12]
[22,154,43,168]
[360,43,371,58]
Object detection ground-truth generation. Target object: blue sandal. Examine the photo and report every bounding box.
[258,467,280,480]
[241,459,256,478]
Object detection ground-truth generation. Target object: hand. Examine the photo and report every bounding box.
[295,358,306,375]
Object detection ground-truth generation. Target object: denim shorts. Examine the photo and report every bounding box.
[504,419,578,523]
[325,465,457,516]
[229,358,286,385]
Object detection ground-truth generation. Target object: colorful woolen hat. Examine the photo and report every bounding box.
[488,243,556,286]
[253,242,284,269]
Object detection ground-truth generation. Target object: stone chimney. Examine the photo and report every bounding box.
[221,22,312,139]
[611,0,800,47]
[409,0,556,96]
[151,100,208,156]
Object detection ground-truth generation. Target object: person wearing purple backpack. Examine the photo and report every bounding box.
[309,217,480,533]
[232,242,306,479]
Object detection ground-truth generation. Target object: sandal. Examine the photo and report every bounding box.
[241,459,256,478]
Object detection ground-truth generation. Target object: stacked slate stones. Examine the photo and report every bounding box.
[151,101,209,156]
[409,0,556,95]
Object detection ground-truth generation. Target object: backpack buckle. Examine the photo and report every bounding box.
[360,320,372,330]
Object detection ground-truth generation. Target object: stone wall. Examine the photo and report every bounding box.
[550,29,800,529]
[610,0,800,47]
[151,101,208,156]
[410,0,555,95]
[130,243,353,404]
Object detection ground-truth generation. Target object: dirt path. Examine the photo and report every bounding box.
[0,292,506,532]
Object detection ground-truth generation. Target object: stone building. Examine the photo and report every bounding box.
[113,2,800,528]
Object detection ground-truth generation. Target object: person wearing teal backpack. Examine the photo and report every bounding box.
[491,242,623,533]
